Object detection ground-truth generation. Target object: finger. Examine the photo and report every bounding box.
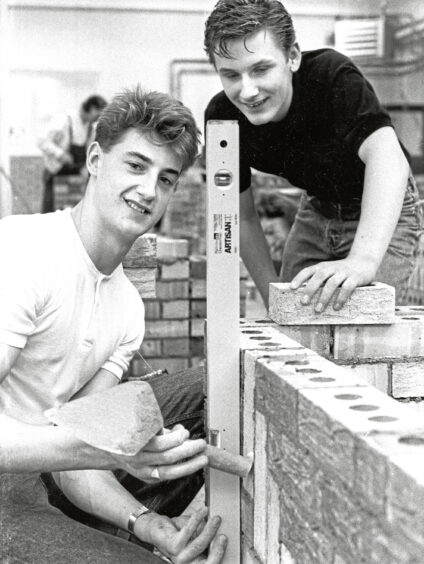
[171,515,190,531]
[176,507,209,548]
[334,277,358,310]
[290,265,315,289]
[300,270,334,305]
[314,272,346,312]
[144,427,190,452]
[157,454,208,481]
[145,439,207,466]
[206,534,228,563]
[178,512,223,561]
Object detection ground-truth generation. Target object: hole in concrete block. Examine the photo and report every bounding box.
[401,317,420,320]
[349,404,379,412]
[242,330,263,334]
[286,359,310,366]
[368,415,398,422]
[280,346,304,350]
[398,435,424,446]
[309,377,336,382]
[335,394,362,400]
[250,336,269,340]
[262,341,280,346]
[296,368,322,374]
[254,320,272,324]
[410,307,424,311]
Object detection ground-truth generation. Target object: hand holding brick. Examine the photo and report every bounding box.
[268,282,395,325]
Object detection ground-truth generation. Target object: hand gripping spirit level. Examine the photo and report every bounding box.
[206,120,241,563]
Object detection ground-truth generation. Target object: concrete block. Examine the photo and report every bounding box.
[338,363,389,394]
[162,300,189,320]
[157,236,189,259]
[124,267,156,298]
[242,350,261,498]
[298,385,417,487]
[280,543,296,564]
[267,473,281,564]
[145,320,189,339]
[161,260,189,280]
[321,476,369,561]
[254,412,268,562]
[122,234,157,268]
[364,524,424,564]
[280,325,333,357]
[398,399,424,415]
[162,338,190,357]
[387,450,424,546]
[191,319,205,338]
[334,310,424,360]
[279,479,333,564]
[241,540,262,564]
[241,488,254,544]
[156,281,189,300]
[143,300,161,320]
[392,361,424,398]
[191,279,206,299]
[240,325,308,353]
[267,422,322,524]
[269,282,395,325]
[140,339,162,358]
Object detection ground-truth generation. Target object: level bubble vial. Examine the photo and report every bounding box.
[214,169,233,187]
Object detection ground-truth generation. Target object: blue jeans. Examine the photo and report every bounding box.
[281,176,423,304]
[1,367,204,562]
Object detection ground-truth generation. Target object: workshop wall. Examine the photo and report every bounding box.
[240,319,424,563]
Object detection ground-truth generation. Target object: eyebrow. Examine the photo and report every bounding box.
[218,58,274,73]
[125,151,181,176]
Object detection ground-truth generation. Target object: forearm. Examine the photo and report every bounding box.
[0,413,112,473]
[55,469,153,541]
[349,132,410,269]
[240,216,278,307]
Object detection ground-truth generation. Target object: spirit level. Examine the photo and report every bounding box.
[206,120,240,563]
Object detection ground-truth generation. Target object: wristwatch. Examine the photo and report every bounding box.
[127,505,152,534]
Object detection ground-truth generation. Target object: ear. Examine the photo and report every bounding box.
[86,141,102,177]
[288,43,302,72]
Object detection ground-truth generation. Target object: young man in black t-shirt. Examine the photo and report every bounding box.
[204,0,422,310]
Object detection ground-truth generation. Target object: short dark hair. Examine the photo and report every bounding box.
[95,86,200,171]
[81,95,107,113]
[204,0,296,65]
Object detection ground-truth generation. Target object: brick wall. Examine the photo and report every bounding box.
[240,318,424,563]
[128,235,247,378]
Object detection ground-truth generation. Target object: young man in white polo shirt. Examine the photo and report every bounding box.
[0,87,226,563]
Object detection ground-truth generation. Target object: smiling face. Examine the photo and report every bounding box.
[87,127,182,242]
[214,28,301,125]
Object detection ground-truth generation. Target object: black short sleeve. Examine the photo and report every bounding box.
[330,60,392,154]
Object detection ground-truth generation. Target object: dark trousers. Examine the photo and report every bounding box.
[0,368,204,562]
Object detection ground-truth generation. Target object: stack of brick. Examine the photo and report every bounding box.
[127,236,249,377]
[265,283,424,409]
[239,321,424,563]
[161,166,206,255]
[130,236,191,377]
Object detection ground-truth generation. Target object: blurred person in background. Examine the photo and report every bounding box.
[39,94,107,213]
